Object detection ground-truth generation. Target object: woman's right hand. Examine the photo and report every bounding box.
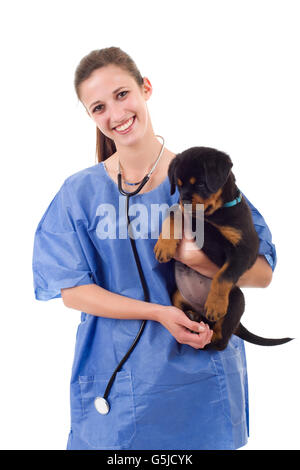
[156,305,213,349]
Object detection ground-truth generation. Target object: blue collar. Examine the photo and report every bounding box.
[222,190,242,208]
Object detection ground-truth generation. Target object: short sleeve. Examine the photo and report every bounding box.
[242,194,277,271]
[32,182,94,301]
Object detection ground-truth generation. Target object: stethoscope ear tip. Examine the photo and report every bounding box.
[94,396,110,415]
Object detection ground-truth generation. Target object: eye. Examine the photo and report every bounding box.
[118,90,128,99]
[92,104,104,113]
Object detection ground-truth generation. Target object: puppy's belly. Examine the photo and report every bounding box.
[174,261,212,313]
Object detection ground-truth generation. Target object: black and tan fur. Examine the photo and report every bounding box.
[154,147,292,350]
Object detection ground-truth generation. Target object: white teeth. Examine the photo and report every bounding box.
[115,117,134,131]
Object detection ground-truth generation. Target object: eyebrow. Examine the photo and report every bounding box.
[88,87,125,110]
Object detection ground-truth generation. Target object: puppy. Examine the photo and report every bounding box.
[154,147,292,350]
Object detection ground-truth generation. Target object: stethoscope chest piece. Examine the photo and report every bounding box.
[94,396,110,415]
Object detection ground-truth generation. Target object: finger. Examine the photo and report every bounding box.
[184,323,211,347]
[181,317,207,334]
[198,324,213,347]
[189,325,214,349]
[179,329,204,347]
[182,328,212,349]
[198,321,210,336]
[190,334,210,349]
[205,327,214,345]
[188,342,204,350]
[204,324,213,342]
[179,321,213,349]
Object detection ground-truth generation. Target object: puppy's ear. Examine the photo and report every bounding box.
[168,156,180,195]
[204,152,233,193]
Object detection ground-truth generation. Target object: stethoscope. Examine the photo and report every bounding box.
[94,136,165,415]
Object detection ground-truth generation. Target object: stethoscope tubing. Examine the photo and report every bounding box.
[102,174,150,403]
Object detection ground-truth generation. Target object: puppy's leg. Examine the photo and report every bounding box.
[204,257,246,322]
[204,262,233,321]
[154,206,183,263]
[206,286,245,350]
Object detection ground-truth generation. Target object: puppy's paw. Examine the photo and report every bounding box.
[185,309,202,323]
[154,238,179,263]
[204,293,228,322]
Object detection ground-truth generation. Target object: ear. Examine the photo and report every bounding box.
[204,152,233,193]
[168,157,180,195]
[142,77,152,101]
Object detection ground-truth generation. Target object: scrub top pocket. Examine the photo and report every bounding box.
[212,336,248,427]
[78,371,136,449]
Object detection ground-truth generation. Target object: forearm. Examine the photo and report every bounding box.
[61,284,214,349]
[61,283,163,321]
[175,240,273,288]
[236,255,273,288]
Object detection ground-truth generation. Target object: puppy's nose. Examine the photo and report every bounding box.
[181,199,192,205]
[180,191,192,204]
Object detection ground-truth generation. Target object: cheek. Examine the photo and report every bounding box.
[137,104,150,131]
[92,113,111,132]
[130,95,147,119]
[93,118,113,139]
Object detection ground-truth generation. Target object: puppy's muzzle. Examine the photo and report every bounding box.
[181,199,192,206]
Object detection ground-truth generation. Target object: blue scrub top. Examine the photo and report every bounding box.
[32,161,276,450]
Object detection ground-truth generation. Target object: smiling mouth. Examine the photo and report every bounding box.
[113,116,135,132]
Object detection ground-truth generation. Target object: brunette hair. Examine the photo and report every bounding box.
[74,47,144,162]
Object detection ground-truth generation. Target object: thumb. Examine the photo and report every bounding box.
[180,313,206,333]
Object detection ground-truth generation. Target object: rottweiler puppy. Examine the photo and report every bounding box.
[154,146,292,350]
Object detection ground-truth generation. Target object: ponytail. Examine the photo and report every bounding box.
[96,128,116,163]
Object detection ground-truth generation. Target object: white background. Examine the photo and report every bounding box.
[0,0,299,450]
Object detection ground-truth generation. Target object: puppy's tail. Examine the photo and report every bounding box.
[234,323,293,346]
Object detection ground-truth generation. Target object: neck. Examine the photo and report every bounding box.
[116,131,163,174]
[116,122,162,162]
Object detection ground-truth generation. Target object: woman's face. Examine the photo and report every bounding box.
[79,64,152,147]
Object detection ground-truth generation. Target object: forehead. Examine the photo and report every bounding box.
[79,64,138,107]
[177,156,204,180]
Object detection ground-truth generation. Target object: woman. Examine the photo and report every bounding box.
[32,47,276,450]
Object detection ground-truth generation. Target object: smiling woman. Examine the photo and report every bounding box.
[75,54,175,193]
[74,49,148,166]
[32,46,277,450]
[79,65,151,143]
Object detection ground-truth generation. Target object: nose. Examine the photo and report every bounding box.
[180,190,192,204]
[109,102,128,128]
[181,198,192,205]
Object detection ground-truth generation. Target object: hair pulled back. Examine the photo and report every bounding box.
[74,47,144,162]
